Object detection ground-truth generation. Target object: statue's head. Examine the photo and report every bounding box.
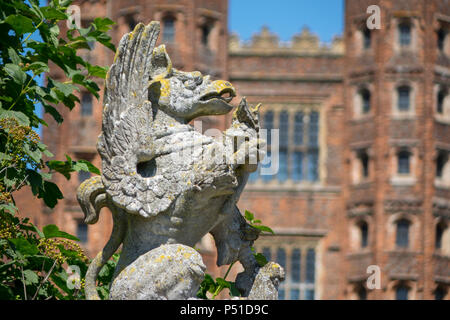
[148,45,236,122]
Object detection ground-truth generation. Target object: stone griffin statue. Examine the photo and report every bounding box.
[77,21,281,300]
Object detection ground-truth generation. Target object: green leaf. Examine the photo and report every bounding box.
[253,225,275,234]
[43,103,63,124]
[0,109,30,126]
[228,282,241,297]
[32,224,45,238]
[42,181,63,208]
[4,63,27,85]
[92,17,115,33]
[23,142,42,163]
[244,210,254,222]
[254,252,269,267]
[0,152,13,162]
[4,14,35,34]
[43,224,79,241]
[7,48,21,65]
[215,277,231,289]
[87,65,107,78]
[23,269,39,285]
[0,202,17,214]
[52,81,78,97]
[26,62,49,75]
[9,238,39,256]
[0,284,14,300]
[75,160,100,175]
[41,6,67,20]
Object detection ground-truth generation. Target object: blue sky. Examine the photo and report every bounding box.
[229,0,344,43]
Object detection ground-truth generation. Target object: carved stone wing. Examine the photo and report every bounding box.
[97,22,160,216]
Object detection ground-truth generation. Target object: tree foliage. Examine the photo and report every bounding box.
[0,0,115,299]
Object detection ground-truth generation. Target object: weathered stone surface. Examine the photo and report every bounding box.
[248,262,285,300]
[109,244,205,300]
[76,21,273,300]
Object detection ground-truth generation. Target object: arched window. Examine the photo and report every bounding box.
[201,24,211,47]
[76,220,88,243]
[437,89,446,114]
[397,150,411,174]
[397,86,411,111]
[162,16,175,43]
[434,285,446,300]
[125,15,137,31]
[399,22,411,47]
[357,284,367,300]
[81,92,92,116]
[363,27,371,50]
[437,28,446,52]
[435,222,445,250]
[436,151,447,179]
[360,88,371,114]
[395,284,409,300]
[396,219,410,248]
[357,149,370,179]
[360,221,369,248]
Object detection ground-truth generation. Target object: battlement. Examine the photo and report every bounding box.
[229,26,344,56]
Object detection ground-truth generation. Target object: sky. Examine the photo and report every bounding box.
[229,0,344,44]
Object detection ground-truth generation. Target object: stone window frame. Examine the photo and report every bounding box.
[394,281,411,300]
[197,16,217,51]
[386,213,419,252]
[353,20,374,56]
[395,218,411,249]
[254,236,319,300]
[349,216,372,252]
[393,17,418,54]
[391,81,416,119]
[351,147,373,185]
[248,103,326,187]
[161,13,177,44]
[353,84,373,119]
[387,280,417,300]
[75,218,88,244]
[390,146,417,186]
[80,91,93,117]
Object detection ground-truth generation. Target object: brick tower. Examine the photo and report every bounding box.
[342,0,450,299]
